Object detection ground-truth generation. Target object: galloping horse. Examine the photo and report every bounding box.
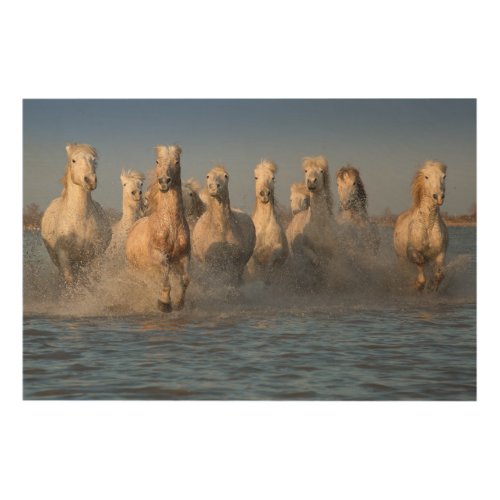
[248,160,288,283]
[336,165,380,255]
[192,165,256,287]
[393,160,448,291]
[125,145,190,311]
[41,143,111,286]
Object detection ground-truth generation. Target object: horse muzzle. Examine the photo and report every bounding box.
[433,193,445,205]
[208,183,221,197]
[84,175,97,190]
[158,177,171,192]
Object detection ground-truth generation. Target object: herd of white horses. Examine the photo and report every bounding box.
[40,143,448,312]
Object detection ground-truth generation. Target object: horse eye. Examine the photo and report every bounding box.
[189,193,193,197]
[425,176,429,179]
[72,159,76,163]
[254,176,258,180]
[156,160,159,165]
[272,177,275,181]
[206,175,209,179]
[224,174,228,179]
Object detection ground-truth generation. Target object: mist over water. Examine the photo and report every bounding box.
[23,227,476,400]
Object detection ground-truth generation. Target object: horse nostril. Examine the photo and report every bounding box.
[433,194,438,200]
[166,177,172,184]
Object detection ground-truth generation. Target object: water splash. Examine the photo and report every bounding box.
[23,227,476,319]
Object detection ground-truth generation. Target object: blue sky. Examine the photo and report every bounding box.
[23,99,476,214]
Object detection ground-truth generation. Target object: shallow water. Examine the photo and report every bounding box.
[23,227,476,400]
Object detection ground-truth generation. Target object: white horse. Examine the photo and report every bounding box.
[41,143,111,286]
[290,182,310,215]
[125,145,190,312]
[143,175,205,233]
[182,178,206,233]
[286,156,336,268]
[107,169,145,256]
[336,165,380,255]
[393,160,448,291]
[192,165,256,286]
[247,160,288,283]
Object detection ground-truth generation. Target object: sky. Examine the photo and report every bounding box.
[23,99,476,215]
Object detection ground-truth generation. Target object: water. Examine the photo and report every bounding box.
[23,227,476,400]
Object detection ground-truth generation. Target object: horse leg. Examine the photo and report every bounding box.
[173,255,190,311]
[430,252,445,291]
[57,249,75,288]
[414,263,426,291]
[409,249,426,291]
[158,260,172,312]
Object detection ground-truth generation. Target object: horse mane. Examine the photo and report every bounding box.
[210,165,229,178]
[184,177,201,192]
[60,143,98,197]
[337,164,367,211]
[255,159,277,176]
[302,155,334,215]
[120,169,145,184]
[411,160,447,208]
[290,182,310,196]
[156,144,182,160]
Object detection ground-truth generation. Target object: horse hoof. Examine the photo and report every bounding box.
[157,300,172,313]
[173,300,185,311]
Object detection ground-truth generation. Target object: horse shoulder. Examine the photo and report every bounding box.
[40,197,63,240]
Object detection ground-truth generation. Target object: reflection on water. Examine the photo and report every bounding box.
[23,227,476,400]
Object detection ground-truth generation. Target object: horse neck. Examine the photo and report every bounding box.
[63,179,92,214]
[253,196,277,222]
[415,195,441,228]
[208,191,231,226]
[309,190,332,221]
[339,198,368,223]
[122,196,141,224]
[154,184,184,225]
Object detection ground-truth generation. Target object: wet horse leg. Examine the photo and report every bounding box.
[409,249,426,291]
[57,248,75,288]
[415,263,426,291]
[158,259,172,312]
[430,252,445,291]
[173,255,190,310]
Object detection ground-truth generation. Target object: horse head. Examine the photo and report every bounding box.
[303,155,329,193]
[254,160,277,204]
[65,143,98,191]
[412,160,447,207]
[290,183,310,215]
[336,165,367,211]
[206,166,229,200]
[182,178,205,218]
[155,145,182,193]
[120,169,144,208]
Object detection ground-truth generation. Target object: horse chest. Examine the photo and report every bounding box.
[411,222,446,261]
[152,224,189,257]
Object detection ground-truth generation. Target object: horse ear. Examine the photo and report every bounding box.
[65,143,74,155]
[120,169,127,184]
